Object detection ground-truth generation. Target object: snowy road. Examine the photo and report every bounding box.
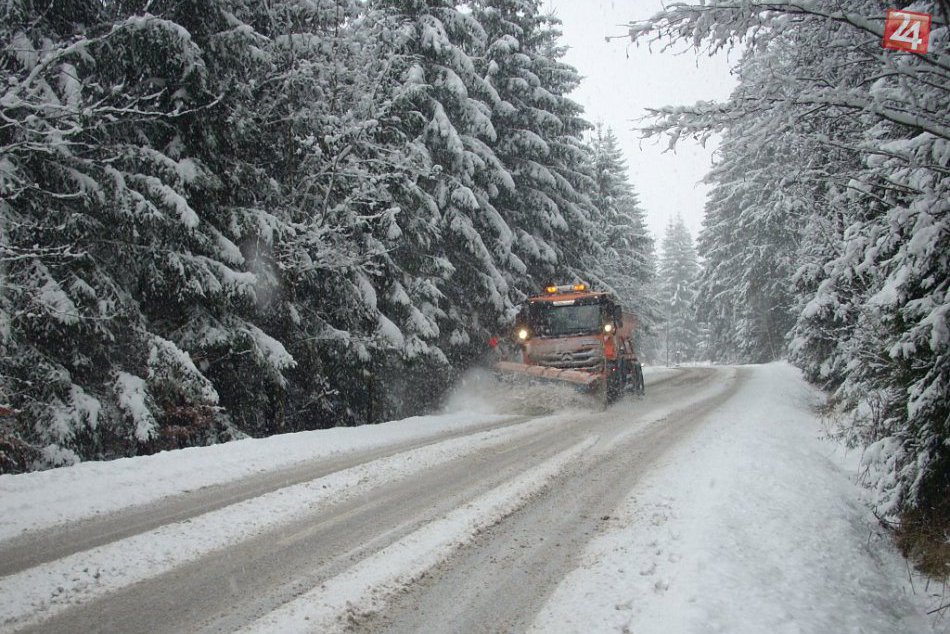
[0,365,940,633]
[352,370,741,634]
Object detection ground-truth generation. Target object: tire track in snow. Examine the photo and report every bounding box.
[238,437,598,634]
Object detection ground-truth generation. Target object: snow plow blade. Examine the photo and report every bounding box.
[494,361,601,388]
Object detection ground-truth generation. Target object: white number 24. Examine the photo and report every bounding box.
[890,13,924,51]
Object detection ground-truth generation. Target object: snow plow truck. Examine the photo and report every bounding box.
[493,283,645,407]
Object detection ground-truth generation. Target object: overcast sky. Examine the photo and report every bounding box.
[543,0,737,244]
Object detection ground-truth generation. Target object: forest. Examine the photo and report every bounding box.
[0,0,656,470]
[1,0,947,573]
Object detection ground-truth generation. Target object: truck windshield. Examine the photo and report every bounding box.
[533,303,602,336]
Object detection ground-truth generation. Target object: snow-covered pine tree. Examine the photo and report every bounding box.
[626,0,950,571]
[365,0,524,375]
[474,0,600,296]
[522,7,604,285]
[305,3,455,424]
[0,0,255,469]
[0,0,387,464]
[695,115,801,363]
[126,0,302,438]
[587,125,658,343]
[225,0,422,429]
[785,136,869,389]
[658,216,701,365]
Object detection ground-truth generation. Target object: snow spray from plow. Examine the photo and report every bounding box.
[444,368,602,416]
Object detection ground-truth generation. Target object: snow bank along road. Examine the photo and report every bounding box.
[0,366,936,633]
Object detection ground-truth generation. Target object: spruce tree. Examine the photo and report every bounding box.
[695,121,800,363]
[588,125,658,332]
[1,0,251,468]
[475,0,600,295]
[658,216,701,365]
[335,0,515,415]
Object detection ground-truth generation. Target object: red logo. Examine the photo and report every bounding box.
[883,9,931,53]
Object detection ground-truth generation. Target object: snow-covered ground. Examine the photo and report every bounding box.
[0,364,944,633]
[530,364,945,633]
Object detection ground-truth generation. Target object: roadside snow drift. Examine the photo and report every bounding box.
[530,363,942,634]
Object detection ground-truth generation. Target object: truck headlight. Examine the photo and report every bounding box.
[603,323,614,333]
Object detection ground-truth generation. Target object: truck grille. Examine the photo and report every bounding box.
[531,345,604,372]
